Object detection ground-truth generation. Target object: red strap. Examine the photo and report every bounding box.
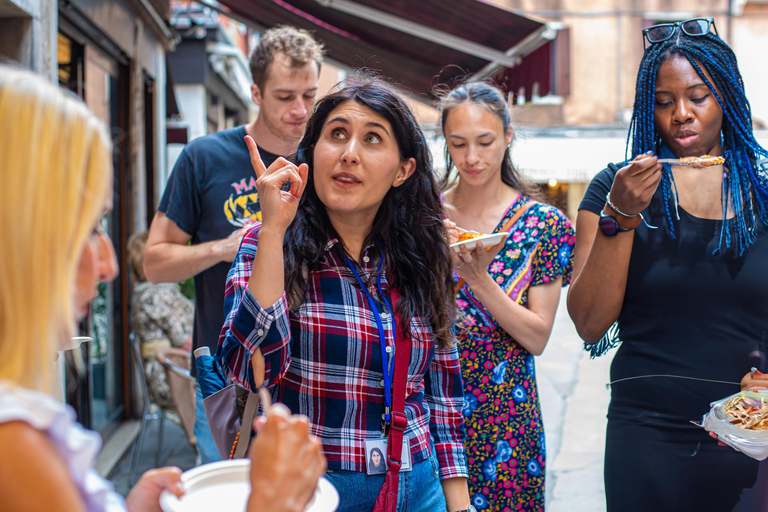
[382,289,411,483]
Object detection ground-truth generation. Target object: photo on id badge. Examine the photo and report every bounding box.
[365,438,411,475]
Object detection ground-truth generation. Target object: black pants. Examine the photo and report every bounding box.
[605,417,767,512]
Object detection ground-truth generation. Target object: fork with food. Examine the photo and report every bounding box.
[445,220,491,247]
[657,154,726,167]
[445,219,476,244]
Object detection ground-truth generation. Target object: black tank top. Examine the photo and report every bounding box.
[580,165,768,427]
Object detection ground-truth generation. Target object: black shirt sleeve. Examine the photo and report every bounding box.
[579,163,621,215]
[157,148,201,237]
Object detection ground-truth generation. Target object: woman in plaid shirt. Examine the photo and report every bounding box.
[219,77,472,512]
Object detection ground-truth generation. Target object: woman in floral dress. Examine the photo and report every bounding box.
[440,82,575,511]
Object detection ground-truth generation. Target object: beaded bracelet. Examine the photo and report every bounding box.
[229,430,241,459]
[605,192,638,218]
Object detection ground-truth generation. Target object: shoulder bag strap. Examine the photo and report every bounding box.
[454,199,537,294]
[372,288,411,512]
[232,390,260,459]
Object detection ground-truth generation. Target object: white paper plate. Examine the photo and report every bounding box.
[160,459,339,512]
[450,232,509,253]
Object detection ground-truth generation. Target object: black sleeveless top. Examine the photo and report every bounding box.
[580,165,768,428]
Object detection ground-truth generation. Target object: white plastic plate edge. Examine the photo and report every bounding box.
[159,459,249,512]
[159,459,339,512]
[449,232,509,253]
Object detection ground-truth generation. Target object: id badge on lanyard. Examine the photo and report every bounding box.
[364,437,412,475]
[344,254,412,474]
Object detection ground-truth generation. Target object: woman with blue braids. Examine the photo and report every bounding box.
[568,18,768,510]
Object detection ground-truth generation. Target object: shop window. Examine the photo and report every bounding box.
[145,72,156,228]
[553,28,570,97]
[83,46,127,435]
[499,28,570,103]
[57,29,130,435]
[58,32,84,96]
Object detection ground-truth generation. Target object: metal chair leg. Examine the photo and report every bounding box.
[130,401,151,486]
[155,411,166,468]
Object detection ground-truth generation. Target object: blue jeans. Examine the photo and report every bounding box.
[194,383,221,464]
[324,449,447,512]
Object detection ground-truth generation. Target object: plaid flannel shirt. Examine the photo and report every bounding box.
[217,225,467,479]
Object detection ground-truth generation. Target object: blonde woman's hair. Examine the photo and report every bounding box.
[0,65,111,392]
[127,231,148,283]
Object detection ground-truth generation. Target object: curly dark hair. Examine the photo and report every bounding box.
[285,75,457,349]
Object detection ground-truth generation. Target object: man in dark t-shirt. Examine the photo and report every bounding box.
[145,26,324,463]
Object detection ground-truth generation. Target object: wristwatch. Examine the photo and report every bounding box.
[456,507,477,512]
[598,211,634,237]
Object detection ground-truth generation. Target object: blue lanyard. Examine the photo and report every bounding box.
[342,253,395,425]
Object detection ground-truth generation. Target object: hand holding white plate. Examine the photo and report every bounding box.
[159,459,339,512]
[449,232,509,253]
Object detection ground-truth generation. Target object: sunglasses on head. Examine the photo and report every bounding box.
[643,18,718,48]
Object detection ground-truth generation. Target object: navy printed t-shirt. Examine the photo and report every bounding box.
[158,126,280,373]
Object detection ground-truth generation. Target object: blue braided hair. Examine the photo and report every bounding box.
[588,30,768,358]
[628,31,768,256]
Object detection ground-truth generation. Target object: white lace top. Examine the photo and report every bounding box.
[0,383,127,511]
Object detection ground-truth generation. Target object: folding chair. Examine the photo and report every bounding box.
[156,347,197,448]
[128,333,174,485]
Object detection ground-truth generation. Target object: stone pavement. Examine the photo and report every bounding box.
[110,288,616,511]
[537,288,615,512]
[110,415,197,496]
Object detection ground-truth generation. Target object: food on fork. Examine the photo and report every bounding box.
[658,155,726,167]
[678,154,725,167]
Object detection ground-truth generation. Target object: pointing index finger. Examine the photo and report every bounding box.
[245,135,268,177]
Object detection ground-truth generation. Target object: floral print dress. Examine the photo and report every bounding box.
[132,282,194,411]
[455,195,575,512]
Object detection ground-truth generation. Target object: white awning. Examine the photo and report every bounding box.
[510,130,768,184]
[511,135,628,184]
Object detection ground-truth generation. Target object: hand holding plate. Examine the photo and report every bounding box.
[741,368,768,392]
[125,467,184,512]
[452,236,506,286]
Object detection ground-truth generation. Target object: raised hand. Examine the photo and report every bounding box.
[608,153,663,216]
[741,368,768,391]
[245,136,309,233]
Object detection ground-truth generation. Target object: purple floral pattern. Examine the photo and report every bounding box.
[456,195,574,511]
